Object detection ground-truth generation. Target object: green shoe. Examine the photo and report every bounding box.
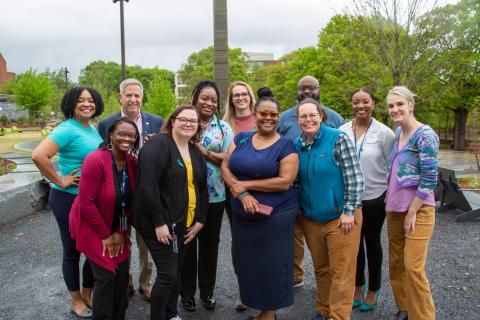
[352,299,362,308]
[352,284,366,308]
[360,290,379,312]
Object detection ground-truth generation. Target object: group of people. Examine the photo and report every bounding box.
[32,74,439,320]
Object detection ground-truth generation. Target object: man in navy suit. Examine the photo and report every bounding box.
[98,78,163,302]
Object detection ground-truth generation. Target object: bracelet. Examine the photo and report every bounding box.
[206,150,211,158]
[61,176,65,189]
[238,191,250,200]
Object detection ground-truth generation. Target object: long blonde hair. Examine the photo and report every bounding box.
[222,81,256,133]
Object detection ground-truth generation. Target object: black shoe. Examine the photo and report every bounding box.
[181,297,195,312]
[395,310,408,320]
[201,296,216,310]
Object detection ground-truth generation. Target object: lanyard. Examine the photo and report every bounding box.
[353,119,373,160]
[111,151,128,231]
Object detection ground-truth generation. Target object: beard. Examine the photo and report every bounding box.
[297,92,320,103]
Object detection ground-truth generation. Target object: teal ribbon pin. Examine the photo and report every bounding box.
[177,159,185,168]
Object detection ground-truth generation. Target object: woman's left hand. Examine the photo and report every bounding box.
[404,211,416,236]
[337,214,355,235]
[112,232,125,255]
[184,222,204,244]
[143,133,155,144]
[230,179,248,197]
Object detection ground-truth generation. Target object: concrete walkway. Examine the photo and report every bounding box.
[0,208,478,320]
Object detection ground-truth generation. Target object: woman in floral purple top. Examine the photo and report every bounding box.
[180,80,233,313]
[385,86,438,320]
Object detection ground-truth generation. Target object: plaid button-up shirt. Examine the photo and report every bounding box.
[300,132,364,216]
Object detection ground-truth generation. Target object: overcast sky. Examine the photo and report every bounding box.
[1,0,455,82]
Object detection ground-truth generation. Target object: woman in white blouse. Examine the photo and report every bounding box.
[339,88,395,312]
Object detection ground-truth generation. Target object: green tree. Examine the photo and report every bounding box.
[79,61,122,96]
[250,47,322,112]
[79,60,174,96]
[12,69,54,115]
[44,67,74,114]
[417,0,480,150]
[178,46,250,105]
[143,77,177,118]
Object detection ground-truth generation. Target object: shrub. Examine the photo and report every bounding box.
[0,115,8,125]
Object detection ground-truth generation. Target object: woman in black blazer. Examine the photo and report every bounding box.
[134,105,208,320]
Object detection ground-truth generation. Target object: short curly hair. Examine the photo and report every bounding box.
[60,87,104,119]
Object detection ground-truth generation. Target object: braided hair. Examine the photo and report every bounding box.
[191,80,225,138]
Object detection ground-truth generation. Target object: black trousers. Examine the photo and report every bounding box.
[144,235,187,320]
[89,259,129,320]
[49,188,94,291]
[355,191,387,292]
[181,201,225,299]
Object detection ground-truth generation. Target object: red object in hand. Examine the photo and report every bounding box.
[256,203,273,216]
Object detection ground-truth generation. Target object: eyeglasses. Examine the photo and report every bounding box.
[296,113,320,121]
[232,92,249,99]
[114,131,138,140]
[256,111,279,119]
[297,85,319,92]
[175,117,199,125]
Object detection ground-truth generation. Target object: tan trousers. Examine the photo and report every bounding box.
[128,229,153,290]
[302,211,362,320]
[294,212,305,284]
[387,205,436,320]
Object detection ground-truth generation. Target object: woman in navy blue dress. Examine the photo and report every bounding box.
[221,89,299,320]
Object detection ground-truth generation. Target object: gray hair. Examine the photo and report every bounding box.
[119,78,143,95]
[387,86,416,104]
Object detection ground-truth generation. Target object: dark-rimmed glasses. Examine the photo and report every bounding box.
[175,117,199,125]
[297,85,319,92]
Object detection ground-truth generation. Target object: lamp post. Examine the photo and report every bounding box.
[64,67,69,91]
[113,0,129,81]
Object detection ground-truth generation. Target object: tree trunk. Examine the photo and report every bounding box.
[453,108,468,150]
[213,0,229,114]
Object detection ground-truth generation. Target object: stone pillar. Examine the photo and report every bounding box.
[213,0,229,115]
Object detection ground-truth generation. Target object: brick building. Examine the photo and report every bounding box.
[0,53,16,85]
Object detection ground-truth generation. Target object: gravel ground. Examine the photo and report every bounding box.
[0,208,478,320]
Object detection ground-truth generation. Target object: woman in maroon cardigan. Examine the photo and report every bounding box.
[70,118,140,320]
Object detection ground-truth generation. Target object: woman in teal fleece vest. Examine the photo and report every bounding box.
[294,98,364,320]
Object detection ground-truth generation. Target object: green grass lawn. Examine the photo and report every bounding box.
[0,131,44,154]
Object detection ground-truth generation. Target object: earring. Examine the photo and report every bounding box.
[107,143,113,150]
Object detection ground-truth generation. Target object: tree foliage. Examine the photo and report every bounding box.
[143,77,177,118]
[78,61,175,119]
[177,46,249,103]
[79,61,174,97]
[12,69,54,114]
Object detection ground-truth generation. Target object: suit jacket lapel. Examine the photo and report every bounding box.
[141,111,150,136]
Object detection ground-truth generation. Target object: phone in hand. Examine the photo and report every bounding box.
[256,203,273,216]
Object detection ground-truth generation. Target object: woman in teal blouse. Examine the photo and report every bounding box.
[32,87,104,318]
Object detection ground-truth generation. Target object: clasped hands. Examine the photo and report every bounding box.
[230,179,258,214]
[102,232,125,258]
[155,222,204,246]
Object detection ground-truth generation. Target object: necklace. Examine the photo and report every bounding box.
[353,119,373,160]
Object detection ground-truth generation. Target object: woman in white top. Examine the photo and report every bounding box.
[339,88,395,312]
